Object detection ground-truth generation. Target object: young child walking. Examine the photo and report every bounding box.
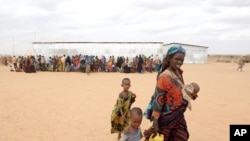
[111,78,136,140]
[119,107,143,141]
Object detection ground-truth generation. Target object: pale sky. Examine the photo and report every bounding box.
[1,0,250,55]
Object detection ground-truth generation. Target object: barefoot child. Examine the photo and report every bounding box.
[111,78,136,139]
[119,107,143,141]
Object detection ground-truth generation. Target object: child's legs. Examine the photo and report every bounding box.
[118,132,121,139]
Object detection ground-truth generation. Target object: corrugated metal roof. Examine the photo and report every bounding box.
[32,42,164,44]
[163,42,208,48]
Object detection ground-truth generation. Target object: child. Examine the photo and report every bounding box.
[119,107,143,141]
[111,78,136,139]
[182,82,200,110]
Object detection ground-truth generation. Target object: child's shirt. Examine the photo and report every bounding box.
[119,128,142,141]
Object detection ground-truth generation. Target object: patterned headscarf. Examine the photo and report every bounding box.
[156,45,186,73]
[166,45,186,57]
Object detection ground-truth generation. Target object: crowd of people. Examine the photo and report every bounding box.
[9,54,162,74]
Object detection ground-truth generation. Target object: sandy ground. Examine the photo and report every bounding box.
[0,63,250,141]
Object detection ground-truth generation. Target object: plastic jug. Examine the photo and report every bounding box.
[149,133,164,141]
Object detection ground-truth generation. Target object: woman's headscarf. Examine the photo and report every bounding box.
[166,45,186,57]
[157,45,186,73]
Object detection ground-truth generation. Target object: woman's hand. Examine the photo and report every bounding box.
[152,117,159,137]
[153,121,159,133]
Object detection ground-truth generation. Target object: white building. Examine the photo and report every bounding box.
[33,42,164,61]
[163,43,208,64]
[32,42,208,64]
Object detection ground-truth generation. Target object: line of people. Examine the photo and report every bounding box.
[9,54,162,74]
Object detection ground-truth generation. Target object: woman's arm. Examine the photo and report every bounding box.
[151,73,172,134]
[152,73,171,119]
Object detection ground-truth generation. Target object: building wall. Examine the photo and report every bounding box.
[33,42,164,62]
[162,43,208,64]
[33,42,208,64]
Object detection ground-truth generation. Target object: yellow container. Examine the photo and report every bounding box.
[149,133,164,141]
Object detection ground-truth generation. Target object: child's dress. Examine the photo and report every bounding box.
[111,91,133,134]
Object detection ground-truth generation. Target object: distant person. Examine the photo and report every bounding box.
[107,56,113,72]
[137,55,143,73]
[12,56,18,70]
[119,107,143,141]
[101,55,106,72]
[61,54,66,72]
[30,56,36,73]
[41,56,46,71]
[236,56,245,72]
[111,78,136,140]
[65,56,71,66]
[24,56,31,73]
[57,56,63,72]
[85,55,91,75]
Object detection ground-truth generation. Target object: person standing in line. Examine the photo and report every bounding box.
[61,54,66,72]
[85,55,91,75]
[137,55,143,73]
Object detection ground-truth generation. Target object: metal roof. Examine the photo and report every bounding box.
[32,42,164,44]
[163,42,208,48]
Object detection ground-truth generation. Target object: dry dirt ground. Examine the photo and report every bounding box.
[0,62,249,141]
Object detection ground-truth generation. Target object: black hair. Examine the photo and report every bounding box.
[122,78,130,83]
[161,53,175,73]
[131,107,143,116]
[156,53,175,79]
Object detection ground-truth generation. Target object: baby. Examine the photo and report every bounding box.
[182,82,200,110]
[119,107,143,141]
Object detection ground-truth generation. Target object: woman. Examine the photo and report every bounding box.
[57,56,63,72]
[107,56,113,72]
[144,45,189,141]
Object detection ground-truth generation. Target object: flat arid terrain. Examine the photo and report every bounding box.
[0,62,249,141]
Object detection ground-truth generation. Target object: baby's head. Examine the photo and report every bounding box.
[129,107,143,129]
[190,82,200,100]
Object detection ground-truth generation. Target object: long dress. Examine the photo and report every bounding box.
[150,69,189,141]
[107,59,113,72]
[111,91,133,134]
[57,57,63,72]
